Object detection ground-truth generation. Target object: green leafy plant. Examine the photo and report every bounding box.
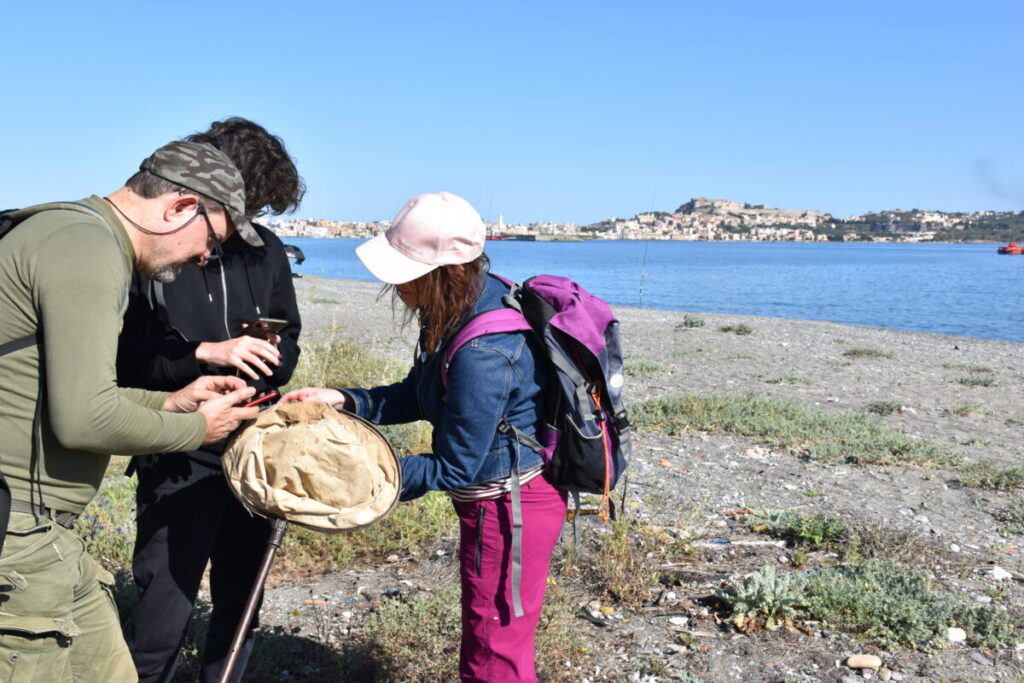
[745,510,847,549]
[677,314,706,329]
[802,559,1015,651]
[717,564,801,631]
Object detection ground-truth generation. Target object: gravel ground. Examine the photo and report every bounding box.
[249,275,1024,682]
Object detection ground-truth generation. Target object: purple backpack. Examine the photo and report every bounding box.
[442,274,631,517]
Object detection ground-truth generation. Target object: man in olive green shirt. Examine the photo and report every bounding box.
[0,141,262,682]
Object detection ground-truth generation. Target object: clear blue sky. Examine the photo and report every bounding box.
[2,1,1021,224]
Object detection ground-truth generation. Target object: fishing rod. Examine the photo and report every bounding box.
[637,187,656,308]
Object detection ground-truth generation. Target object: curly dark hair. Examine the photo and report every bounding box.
[185,117,305,219]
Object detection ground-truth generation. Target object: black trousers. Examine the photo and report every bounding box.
[128,455,271,683]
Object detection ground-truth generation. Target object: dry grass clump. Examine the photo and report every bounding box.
[842,347,892,359]
[942,362,994,373]
[958,375,997,387]
[764,374,813,385]
[563,516,694,608]
[958,462,1024,490]
[946,402,987,417]
[337,582,587,682]
[865,400,903,416]
[625,358,673,376]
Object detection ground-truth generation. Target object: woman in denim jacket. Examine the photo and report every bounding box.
[283,192,567,682]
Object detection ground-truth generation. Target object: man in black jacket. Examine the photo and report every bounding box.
[116,118,305,683]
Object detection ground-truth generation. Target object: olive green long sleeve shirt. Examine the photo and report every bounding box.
[0,196,206,513]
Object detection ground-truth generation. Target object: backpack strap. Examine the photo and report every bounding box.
[441,308,532,387]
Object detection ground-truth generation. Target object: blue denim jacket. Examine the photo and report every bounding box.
[343,275,546,501]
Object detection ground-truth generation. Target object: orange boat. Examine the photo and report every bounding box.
[998,243,1024,254]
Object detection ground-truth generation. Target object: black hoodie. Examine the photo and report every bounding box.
[116,223,301,466]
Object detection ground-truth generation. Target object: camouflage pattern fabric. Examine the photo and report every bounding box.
[140,141,262,247]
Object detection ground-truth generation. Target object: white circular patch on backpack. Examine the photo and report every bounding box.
[609,373,624,389]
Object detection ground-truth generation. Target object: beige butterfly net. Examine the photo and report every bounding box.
[222,401,401,532]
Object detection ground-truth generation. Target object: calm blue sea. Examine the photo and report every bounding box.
[287,238,1023,343]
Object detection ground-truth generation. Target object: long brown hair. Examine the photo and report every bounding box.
[390,254,490,354]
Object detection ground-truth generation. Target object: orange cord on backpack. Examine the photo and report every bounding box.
[590,387,613,523]
[572,345,614,523]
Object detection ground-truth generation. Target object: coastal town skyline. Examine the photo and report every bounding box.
[270,195,1022,244]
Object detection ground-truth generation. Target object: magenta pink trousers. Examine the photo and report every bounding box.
[453,474,568,682]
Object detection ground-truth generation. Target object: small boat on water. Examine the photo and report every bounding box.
[997,243,1024,254]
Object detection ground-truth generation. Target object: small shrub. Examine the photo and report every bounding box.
[765,374,812,385]
[942,362,994,373]
[745,510,846,549]
[1006,414,1024,427]
[958,463,1024,490]
[728,353,755,360]
[568,517,688,608]
[843,521,941,567]
[719,324,753,335]
[865,401,902,416]
[676,314,705,329]
[842,347,892,359]
[946,402,987,417]
[341,584,461,681]
[802,559,1015,650]
[958,375,997,387]
[309,297,342,305]
[717,564,801,631]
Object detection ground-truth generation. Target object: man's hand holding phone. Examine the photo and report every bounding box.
[163,376,260,444]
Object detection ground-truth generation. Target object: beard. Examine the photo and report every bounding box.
[148,263,183,283]
[143,244,202,283]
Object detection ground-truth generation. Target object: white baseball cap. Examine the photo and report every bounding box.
[355,191,485,284]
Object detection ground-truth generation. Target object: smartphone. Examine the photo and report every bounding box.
[242,390,280,409]
[242,317,288,338]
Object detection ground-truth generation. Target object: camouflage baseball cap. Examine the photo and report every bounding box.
[139,140,263,247]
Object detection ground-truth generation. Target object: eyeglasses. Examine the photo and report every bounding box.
[196,203,225,263]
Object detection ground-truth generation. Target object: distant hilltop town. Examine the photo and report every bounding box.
[268,197,1022,243]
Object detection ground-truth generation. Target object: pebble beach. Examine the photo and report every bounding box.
[253,274,1024,682]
